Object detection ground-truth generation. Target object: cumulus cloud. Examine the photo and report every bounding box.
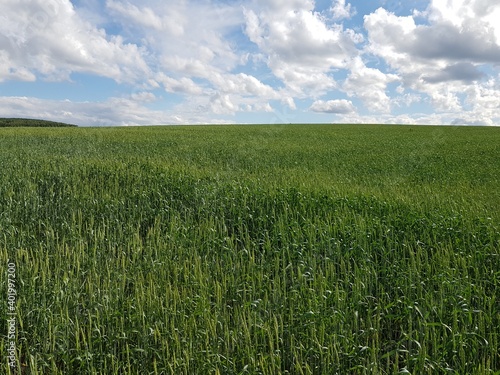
[107,0,243,73]
[282,97,297,110]
[104,0,284,116]
[1,0,500,126]
[343,57,399,113]
[0,95,178,126]
[155,73,204,95]
[244,0,362,96]
[364,3,500,87]
[0,0,150,83]
[330,0,356,20]
[451,117,491,126]
[209,93,237,115]
[422,62,485,84]
[409,22,500,63]
[364,0,500,123]
[210,73,280,98]
[310,99,355,114]
[106,1,167,32]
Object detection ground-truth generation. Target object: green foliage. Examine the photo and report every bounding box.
[0,125,499,374]
[0,118,76,127]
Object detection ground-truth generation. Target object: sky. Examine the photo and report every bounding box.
[1,0,500,126]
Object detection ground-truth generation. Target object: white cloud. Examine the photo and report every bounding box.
[330,0,355,20]
[343,57,399,113]
[251,0,315,13]
[1,0,500,126]
[462,80,500,125]
[209,93,237,115]
[409,23,500,63]
[0,0,150,83]
[155,73,203,95]
[244,1,362,96]
[310,99,355,114]
[282,97,297,110]
[130,91,157,103]
[392,92,423,108]
[365,2,500,73]
[364,8,418,73]
[422,62,485,84]
[211,73,279,98]
[108,0,243,73]
[0,94,241,126]
[451,117,492,126]
[104,0,283,117]
[106,1,167,32]
[0,51,36,82]
[429,91,462,112]
[364,0,500,123]
[0,95,172,126]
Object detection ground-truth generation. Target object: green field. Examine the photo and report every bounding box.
[1,124,499,374]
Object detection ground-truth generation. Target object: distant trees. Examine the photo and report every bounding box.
[0,118,77,127]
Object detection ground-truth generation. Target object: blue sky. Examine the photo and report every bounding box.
[1,0,499,126]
